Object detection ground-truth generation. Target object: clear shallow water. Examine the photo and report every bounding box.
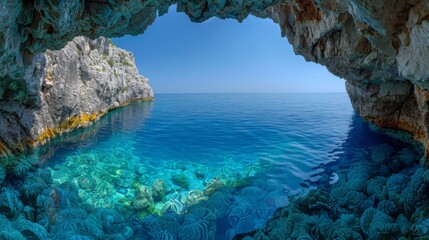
[45,94,354,213]
[1,93,427,239]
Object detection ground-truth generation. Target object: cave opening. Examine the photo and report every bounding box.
[1,1,429,239]
[113,5,345,94]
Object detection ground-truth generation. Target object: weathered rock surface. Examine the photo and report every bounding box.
[347,81,429,163]
[2,0,429,156]
[0,36,153,157]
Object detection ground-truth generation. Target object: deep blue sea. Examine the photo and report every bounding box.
[3,93,427,239]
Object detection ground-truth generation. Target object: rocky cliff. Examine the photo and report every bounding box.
[0,36,153,157]
[1,0,429,159]
[261,0,429,161]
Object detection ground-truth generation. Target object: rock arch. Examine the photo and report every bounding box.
[1,0,429,159]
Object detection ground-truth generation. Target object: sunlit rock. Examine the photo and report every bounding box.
[0,36,153,155]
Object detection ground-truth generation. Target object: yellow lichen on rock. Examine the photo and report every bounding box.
[60,112,100,130]
[138,97,155,102]
[20,103,149,151]
[0,141,12,157]
[27,112,103,148]
[36,128,56,143]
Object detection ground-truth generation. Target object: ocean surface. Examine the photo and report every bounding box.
[2,93,427,239]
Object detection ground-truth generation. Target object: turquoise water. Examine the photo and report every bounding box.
[1,93,427,239]
[45,94,353,213]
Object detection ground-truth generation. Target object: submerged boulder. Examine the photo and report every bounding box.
[133,185,155,215]
[171,174,190,189]
[152,179,168,202]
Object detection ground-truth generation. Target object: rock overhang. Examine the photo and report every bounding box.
[2,1,428,88]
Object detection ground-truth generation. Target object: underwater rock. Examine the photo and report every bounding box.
[360,208,399,239]
[51,147,145,210]
[238,142,429,239]
[194,168,207,180]
[366,176,388,202]
[77,175,97,190]
[21,183,47,206]
[392,148,418,168]
[331,214,362,240]
[0,187,23,220]
[133,186,155,214]
[92,208,134,239]
[36,186,73,214]
[400,168,429,216]
[50,208,104,239]
[411,218,429,237]
[135,165,146,176]
[345,163,371,192]
[162,199,186,215]
[171,174,190,189]
[0,215,22,239]
[179,207,216,240]
[187,190,208,207]
[11,216,49,240]
[11,158,32,177]
[152,179,168,202]
[396,214,411,236]
[134,212,182,239]
[0,165,5,184]
[19,169,52,205]
[209,190,234,218]
[386,173,407,200]
[204,177,224,196]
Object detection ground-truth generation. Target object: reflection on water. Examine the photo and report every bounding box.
[0,94,427,239]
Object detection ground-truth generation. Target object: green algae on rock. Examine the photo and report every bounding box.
[171,174,191,189]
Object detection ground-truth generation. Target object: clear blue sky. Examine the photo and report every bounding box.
[113,6,345,93]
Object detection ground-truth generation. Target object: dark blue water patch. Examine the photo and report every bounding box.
[0,93,426,239]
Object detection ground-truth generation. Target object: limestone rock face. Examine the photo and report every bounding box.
[0,36,153,156]
[347,81,429,162]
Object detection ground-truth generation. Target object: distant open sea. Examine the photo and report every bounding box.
[15,93,423,239]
